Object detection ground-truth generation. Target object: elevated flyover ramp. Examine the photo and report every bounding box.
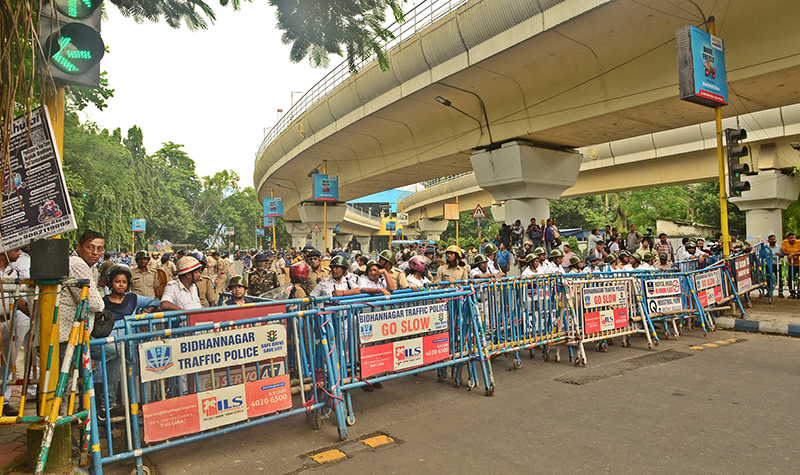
[254,0,800,220]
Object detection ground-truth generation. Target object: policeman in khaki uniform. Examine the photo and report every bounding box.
[130,251,159,298]
[304,249,330,295]
[378,249,409,290]
[436,245,469,283]
[245,253,279,296]
[215,250,232,291]
[187,252,219,307]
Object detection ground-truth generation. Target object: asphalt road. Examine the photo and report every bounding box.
[108,329,800,475]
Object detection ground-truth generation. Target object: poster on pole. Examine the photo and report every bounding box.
[263,217,274,227]
[0,106,77,251]
[313,174,338,201]
[676,25,728,107]
[132,219,146,232]
[262,197,283,217]
[443,203,459,220]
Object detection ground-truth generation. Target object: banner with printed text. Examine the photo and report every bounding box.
[138,325,287,382]
[584,308,629,334]
[734,255,752,289]
[142,374,291,443]
[358,302,448,345]
[581,284,628,309]
[360,333,450,378]
[693,268,724,308]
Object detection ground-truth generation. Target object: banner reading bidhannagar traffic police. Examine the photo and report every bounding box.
[138,324,287,382]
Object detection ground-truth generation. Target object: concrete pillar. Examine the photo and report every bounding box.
[470,141,583,224]
[355,236,371,254]
[730,169,800,241]
[490,204,504,223]
[284,221,312,250]
[335,233,353,248]
[418,218,449,241]
[298,203,347,252]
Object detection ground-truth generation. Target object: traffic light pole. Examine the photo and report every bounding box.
[709,17,731,258]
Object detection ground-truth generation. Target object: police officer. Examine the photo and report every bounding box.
[246,253,279,296]
[190,252,219,307]
[545,248,565,274]
[215,250,232,291]
[310,255,360,297]
[305,249,330,295]
[437,245,469,283]
[130,250,159,298]
[378,249,409,290]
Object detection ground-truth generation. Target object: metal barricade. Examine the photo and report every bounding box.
[324,286,496,429]
[568,277,651,365]
[683,264,746,334]
[89,303,336,475]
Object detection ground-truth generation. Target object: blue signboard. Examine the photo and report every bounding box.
[385,221,396,231]
[256,229,265,237]
[676,25,728,107]
[263,197,283,217]
[132,218,146,232]
[313,174,339,202]
[333,224,340,233]
[264,216,274,227]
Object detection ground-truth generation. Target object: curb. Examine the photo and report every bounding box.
[715,317,800,338]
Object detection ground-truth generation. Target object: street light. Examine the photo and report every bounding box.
[435,95,494,144]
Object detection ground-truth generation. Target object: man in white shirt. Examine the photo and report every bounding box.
[161,256,203,311]
[310,256,360,298]
[587,229,602,253]
[357,260,394,296]
[470,254,501,279]
[675,241,705,263]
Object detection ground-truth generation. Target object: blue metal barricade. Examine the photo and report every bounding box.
[89,303,337,475]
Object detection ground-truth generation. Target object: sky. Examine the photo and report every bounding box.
[81,1,331,188]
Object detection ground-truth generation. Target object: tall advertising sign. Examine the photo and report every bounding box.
[313,174,338,202]
[676,25,728,107]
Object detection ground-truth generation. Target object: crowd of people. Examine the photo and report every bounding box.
[2,223,797,418]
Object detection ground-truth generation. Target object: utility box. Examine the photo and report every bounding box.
[30,238,70,280]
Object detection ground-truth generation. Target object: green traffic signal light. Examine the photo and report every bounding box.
[44,23,104,75]
[53,0,101,19]
[38,0,104,88]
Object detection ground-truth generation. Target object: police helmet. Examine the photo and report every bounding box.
[605,253,617,264]
[290,262,310,281]
[533,246,546,256]
[473,254,489,265]
[228,276,247,289]
[307,249,322,258]
[330,255,349,269]
[643,251,655,261]
[254,252,268,263]
[549,249,563,259]
[569,255,582,266]
[176,256,202,275]
[365,259,381,270]
[378,249,396,265]
[135,250,149,261]
[483,243,498,256]
[445,245,462,258]
[525,253,537,264]
[630,253,641,263]
[658,252,668,260]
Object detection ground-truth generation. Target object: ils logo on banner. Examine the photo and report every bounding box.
[395,345,421,362]
[145,346,173,374]
[360,324,374,342]
[201,395,244,417]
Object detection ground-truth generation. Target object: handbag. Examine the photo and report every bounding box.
[91,309,116,339]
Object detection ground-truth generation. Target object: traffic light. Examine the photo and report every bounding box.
[38,0,105,88]
[725,128,750,198]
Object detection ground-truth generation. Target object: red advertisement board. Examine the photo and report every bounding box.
[360,333,451,378]
[584,308,628,334]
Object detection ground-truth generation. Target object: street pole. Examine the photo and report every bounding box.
[709,17,731,258]
[323,160,328,253]
[39,87,65,417]
[271,189,277,252]
[132,213,136,253]
[455,196,459,247]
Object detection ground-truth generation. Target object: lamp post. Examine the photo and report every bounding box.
[290,91,302,108]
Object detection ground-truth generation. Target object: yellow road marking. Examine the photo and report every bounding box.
[727,338,737,342]
[311,449,347,464]
[362,435,394,448]
[702,343,718,348]
[690,346,705,350]
[714,340,730,345]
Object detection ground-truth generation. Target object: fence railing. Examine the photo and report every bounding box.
[255,0,471,163]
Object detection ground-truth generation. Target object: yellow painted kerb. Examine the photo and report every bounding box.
[311,449,347,464]
[362,435,394,448]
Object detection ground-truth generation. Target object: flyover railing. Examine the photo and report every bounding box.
[345,203,383,223]
[420,171,474,189]
[256,0,471,163]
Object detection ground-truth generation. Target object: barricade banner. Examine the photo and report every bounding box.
[360,332,451,378]
[358,302,448,344]
[733,255,752,289]
[642,276,683,314]
[138,324,287,382]
[693,268,724,308]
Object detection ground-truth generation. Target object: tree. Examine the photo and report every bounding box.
[269,0,404,72]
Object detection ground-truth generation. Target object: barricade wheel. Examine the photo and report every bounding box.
[468,379,476,388]
[346,413,356,426]
[513,359,521,370]
[581,357,587,366]
[664,333,671,340]
[131,466,151,475]
[647,342,652,349]
[484,384,495,396]
[313,417,324,430]
[322,406,332,417]
[574,357,581,367]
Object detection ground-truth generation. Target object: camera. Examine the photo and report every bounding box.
[643,227,655,250]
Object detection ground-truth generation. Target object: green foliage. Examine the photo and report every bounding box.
[269,0,404,73]
[61,113,264,250]
[436,211,498,246]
